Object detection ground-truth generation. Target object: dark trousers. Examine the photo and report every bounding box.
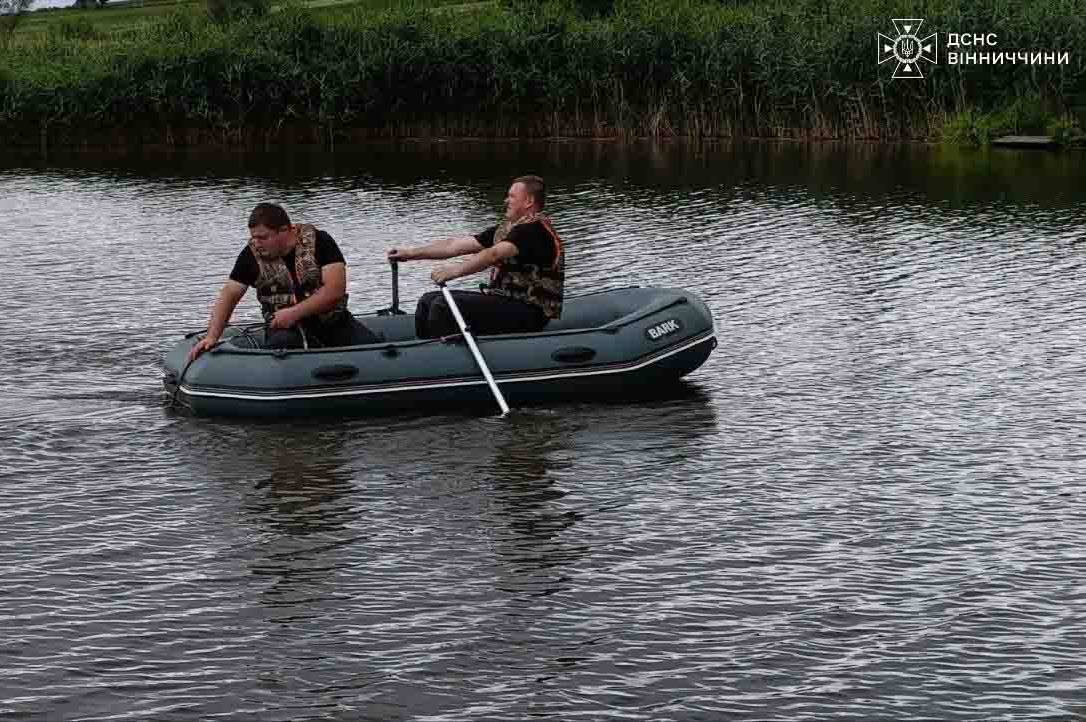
[415,290,547,339]
[265,315,381,349]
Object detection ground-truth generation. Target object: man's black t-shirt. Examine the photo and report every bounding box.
[474,222,558,267]
[229,230,345,287]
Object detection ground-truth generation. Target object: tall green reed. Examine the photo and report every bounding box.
[0,0,1082,146]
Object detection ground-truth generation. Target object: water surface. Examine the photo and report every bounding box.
[2,141,1086,721]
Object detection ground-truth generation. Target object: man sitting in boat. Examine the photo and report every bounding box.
[187,203,379,361]
[388,175,564,339]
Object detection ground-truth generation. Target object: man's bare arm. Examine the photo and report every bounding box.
[187,280,246,362]
[388,235,483,262]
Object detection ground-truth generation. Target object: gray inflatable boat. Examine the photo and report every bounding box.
[162,286,716,418]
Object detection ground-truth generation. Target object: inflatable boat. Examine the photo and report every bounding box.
[162,286,716,418]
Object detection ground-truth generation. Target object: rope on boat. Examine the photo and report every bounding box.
[169,324,262,409]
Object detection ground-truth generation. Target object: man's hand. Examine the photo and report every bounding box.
[387,247,414,262]
[431,265,459,285]
[188,280,247,364]
[269,306,300,330]
[186,335,220,364]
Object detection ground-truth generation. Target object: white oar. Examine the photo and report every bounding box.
[438,283,510,416]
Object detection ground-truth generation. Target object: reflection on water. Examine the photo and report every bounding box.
[248,443,360,538]
[6,139,1085,201]
[486,412,583,595]
[243,440,362,624]
[2,140,1086,721]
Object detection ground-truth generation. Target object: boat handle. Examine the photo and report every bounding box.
[312,364,359,381]
[552,346,597,363]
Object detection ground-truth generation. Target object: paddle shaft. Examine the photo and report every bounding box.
[391,260,400,313]
[439,284,510,416]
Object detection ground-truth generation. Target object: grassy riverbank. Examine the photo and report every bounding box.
[1,0,1084,148]
[5,0,468,35]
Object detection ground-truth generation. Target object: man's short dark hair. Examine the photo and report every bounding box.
[513,175,546,210]
[248,203,291,230]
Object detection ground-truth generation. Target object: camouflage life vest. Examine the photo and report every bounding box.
[250,223,349,326]
[485,212,564,319]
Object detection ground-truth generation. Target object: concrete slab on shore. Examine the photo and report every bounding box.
[992,135,1056,148]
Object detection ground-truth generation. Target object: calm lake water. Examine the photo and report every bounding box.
[2,140,1086,721]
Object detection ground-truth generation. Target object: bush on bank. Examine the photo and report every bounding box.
[0,0,1083,146]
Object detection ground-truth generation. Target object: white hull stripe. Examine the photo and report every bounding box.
[178,332,716,402]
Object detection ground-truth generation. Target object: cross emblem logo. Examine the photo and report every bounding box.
[878,19,938,79]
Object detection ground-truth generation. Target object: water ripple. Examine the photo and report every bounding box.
[3,142,1086,721]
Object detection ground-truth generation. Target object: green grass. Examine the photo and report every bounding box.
[16,0,201,34]
[12,0,473,34]
[1,0,1084,147]
[942,101,1086,147]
